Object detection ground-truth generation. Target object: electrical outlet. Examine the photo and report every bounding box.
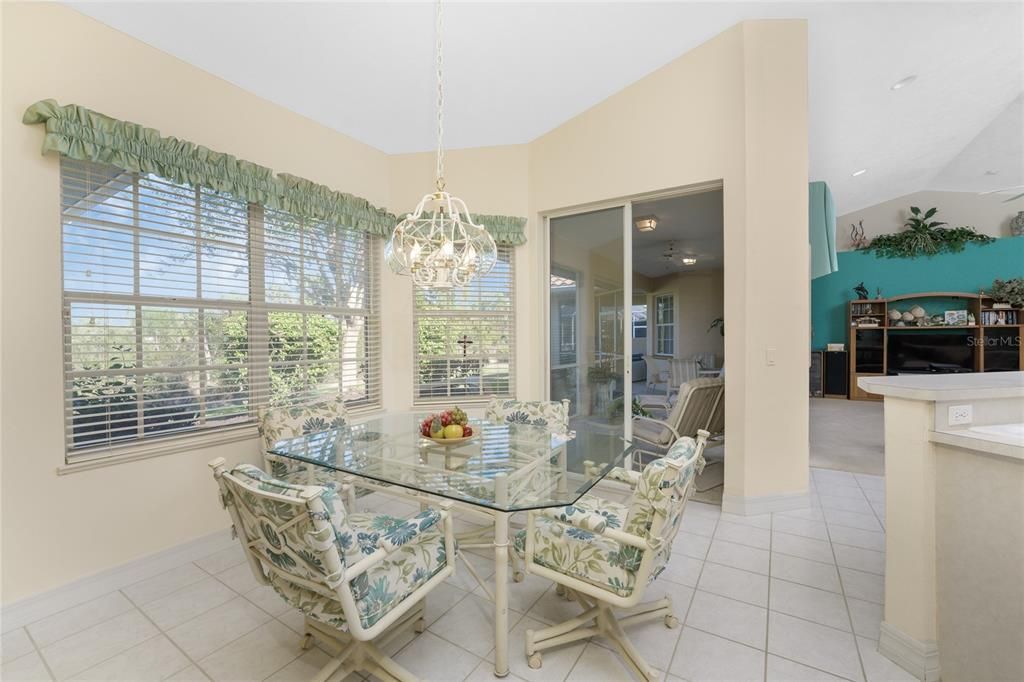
[948,404,973,426]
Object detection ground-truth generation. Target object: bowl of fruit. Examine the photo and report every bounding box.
[419,407,475,445]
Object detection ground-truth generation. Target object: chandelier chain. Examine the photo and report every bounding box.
[435,0,445,191]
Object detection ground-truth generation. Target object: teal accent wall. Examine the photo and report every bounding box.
[811,236,1024,348]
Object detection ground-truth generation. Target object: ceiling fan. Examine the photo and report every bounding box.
[660,241,698,270]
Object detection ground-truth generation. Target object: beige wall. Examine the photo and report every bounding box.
[0,4,397,603]
[527,21,810,508]
[646,269,725,364]
[2,4,811,601]
[837,190,1020,251]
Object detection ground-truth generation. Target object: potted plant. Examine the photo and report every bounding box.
[860,206,994,258]
[990,278,1024,308]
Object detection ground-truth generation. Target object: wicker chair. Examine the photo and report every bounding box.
[209,460,456,682]
[513,432,709,680]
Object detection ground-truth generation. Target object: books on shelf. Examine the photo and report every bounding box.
[981,309,1019,326]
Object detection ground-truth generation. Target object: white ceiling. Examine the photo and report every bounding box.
[67,2,1023,215]
[633,191,723,278]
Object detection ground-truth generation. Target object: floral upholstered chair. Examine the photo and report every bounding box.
[512,431,709,680]
[209,459,456,682]
[485,398,571,434]
[257,395,348,486]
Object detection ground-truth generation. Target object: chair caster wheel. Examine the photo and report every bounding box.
[528,653,542,669]
[513,571,525,583]
[301,633,314,650]
[664,615,679,629]
[414,617,426,633]
[554,584,566,597]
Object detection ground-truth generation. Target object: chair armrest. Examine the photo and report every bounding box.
[603,467,641,488]
[632,415,681,441]
[538,505,609,533]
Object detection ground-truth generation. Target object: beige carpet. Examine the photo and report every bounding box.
[810,397,884,475]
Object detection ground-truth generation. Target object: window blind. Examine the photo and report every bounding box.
[61,158,380,459]
[413,246,514,402]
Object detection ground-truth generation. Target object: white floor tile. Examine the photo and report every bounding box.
[39,610,157,680]
[698,564,769,607]
[839,567,884,605]
[421,582,468,626]
[658,554,704,588]
[828,527,885,553]
[766,654,849,681]
[28,592,134,648]
[473,571,550,615]
[776,507,826,523]
[813,470,858,485]
[684,591,767,649]
[198,620,302,682]
[194,545,247,576]
[771,532,835,564]
[857,636,917,682]
[672,531,712,560]
[680,513,718,538]
[275,610,306,638]
[714,520,771,550]
[74,635,189,681]
[430,594,517,658]
[854,474,885,492]
[565,642,637,681]
[2,651,53,682]
[770,553,841,594]
[524,586,591,627]
[122,564,208,606]
[501,616,587,682]
[815,483,869,500]
[767,611,863,682]
[819,495,874,515]
[166,597,270,661]
[847,598,883,641]
[686,502,722,520]
[262,647,337,682]
[772,515,829,542]
[1,628,35,665]
[393,631,482,682]
[862,489,886,505]
[164,664,210,681]
[444,553,495,593]
[243,585,292,618]
[833,544,885,576]
[769,579,851,632]
[824,508,884,533]
[593,609,684,673]
[464,658,527,682]
[141,577,236,630]
[214,562,262,595]
[718,512,772,530]
[670,627,764,682]
[705,540,770,576]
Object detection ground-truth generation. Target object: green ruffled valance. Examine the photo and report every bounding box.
[23,99,527,243]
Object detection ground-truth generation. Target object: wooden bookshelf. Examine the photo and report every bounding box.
[847,292,1023,400]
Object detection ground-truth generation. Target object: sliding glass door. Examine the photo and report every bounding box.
[548,206,632,466]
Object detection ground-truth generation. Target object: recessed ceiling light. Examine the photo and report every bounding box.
[682,257,697,266]
[852,169,868,177]
[985,170,999,176]
[891,75,917,90]
[634,214,658,232]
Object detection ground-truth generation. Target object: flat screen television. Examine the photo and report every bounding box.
[887,331,974,374]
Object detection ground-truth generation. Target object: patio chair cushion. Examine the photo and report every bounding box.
[486,398,570,434]
[267,511,450,631]
[633,416,673,446]
[513,495,638,597]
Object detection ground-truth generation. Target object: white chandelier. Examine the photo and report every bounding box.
[385,0,497,289]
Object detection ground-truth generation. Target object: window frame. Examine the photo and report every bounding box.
[60,159,381,466]
[654,293,675,356]
[412,245,516,405]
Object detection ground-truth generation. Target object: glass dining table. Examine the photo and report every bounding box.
[267,412,634,678]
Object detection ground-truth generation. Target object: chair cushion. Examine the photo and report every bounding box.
[513,495,638,597]
[633,417,672,446]
[485,398,569,434]
[268,511,450,631]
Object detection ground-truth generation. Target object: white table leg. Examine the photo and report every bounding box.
[493,510,510,678]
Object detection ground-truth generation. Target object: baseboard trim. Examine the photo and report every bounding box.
[878,621,941,682]
[721,490,809,516]
[1,528,235,632]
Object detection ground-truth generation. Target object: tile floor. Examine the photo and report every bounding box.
[1,468,915,682]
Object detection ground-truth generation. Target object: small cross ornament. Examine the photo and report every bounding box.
[456,334,474,356]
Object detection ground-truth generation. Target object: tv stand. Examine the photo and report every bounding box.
[847,291,1022,400]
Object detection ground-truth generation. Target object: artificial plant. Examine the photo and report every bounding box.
[990,278,1024,308]
[860,206,994,258]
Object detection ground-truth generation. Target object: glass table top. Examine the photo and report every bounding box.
[267,412,634,512]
